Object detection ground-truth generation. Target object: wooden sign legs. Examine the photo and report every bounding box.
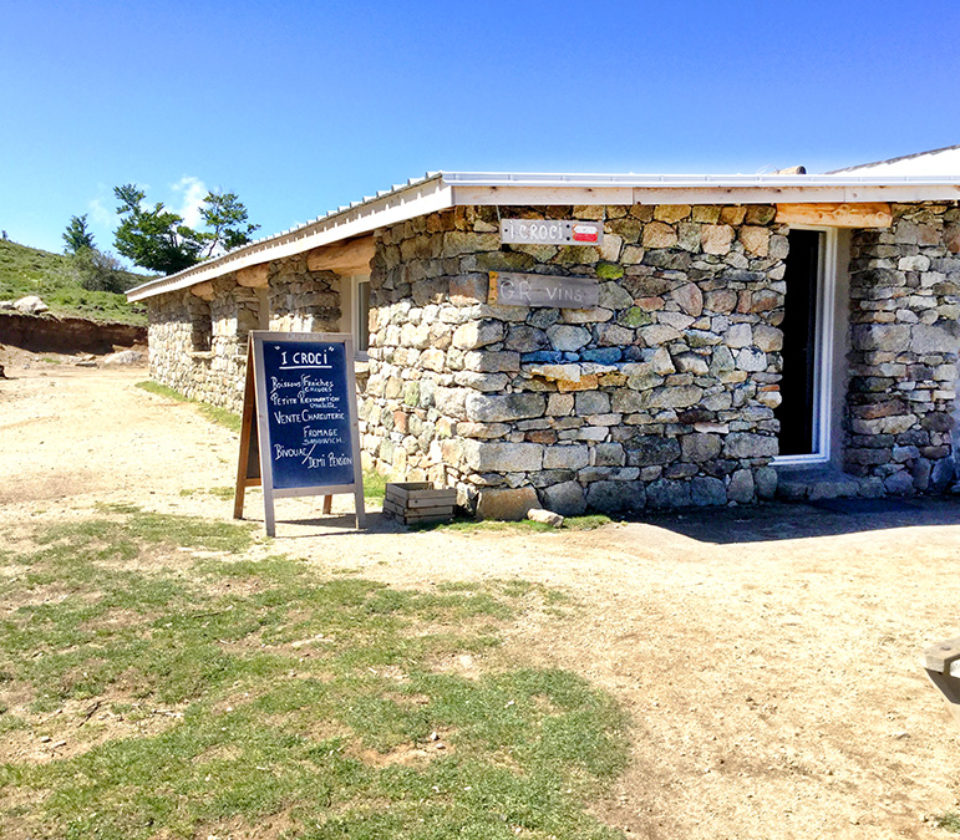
[234,344,260,520]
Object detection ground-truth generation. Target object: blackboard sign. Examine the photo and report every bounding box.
[234,331,365,535]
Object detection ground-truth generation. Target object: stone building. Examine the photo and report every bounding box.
[128,159,960,516]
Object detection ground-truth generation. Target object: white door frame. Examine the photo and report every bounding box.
[772,225,838,467]
[339,273,370,361]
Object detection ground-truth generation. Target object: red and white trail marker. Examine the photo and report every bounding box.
[572,223,600,243]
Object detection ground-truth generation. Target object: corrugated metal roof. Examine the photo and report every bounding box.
[127,172,449,301]
[829,144,960,176]
[827,146,960,176]
[212,170,443,254]
[127,169,960,302]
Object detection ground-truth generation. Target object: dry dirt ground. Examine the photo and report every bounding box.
[3,353,960,839]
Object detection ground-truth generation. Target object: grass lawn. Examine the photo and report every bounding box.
[0,239,148,325]
[136,381,243,433]
[0,506,629,839]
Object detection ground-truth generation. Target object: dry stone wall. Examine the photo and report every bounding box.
[362,204,788,514]
[266,254,341,335]
[145,282,250,411]
[147,254,341,413]
[846,203,960,493]
[142,199,960,514]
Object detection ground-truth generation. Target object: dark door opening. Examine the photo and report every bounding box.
[776,229,822,457]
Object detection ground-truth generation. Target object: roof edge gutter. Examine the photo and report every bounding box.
[128,171,960,303]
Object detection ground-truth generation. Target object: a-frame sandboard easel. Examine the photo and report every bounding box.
[233,332,365,536]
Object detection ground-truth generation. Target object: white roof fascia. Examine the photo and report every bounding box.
[128,171,960,303]
[440,170,960,187]
[451,182,960,206]
[445,171,960,204]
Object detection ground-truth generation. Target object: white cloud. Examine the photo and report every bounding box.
[87,195,112,227]
[170,176,208,229]
[88,180,150,227]
[85,184,129,257]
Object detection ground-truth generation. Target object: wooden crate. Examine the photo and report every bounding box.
[383,482,457,525]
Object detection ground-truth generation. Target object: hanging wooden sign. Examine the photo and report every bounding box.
[234,331,365,535]
[488,271,600,308]
[499,218,604,245]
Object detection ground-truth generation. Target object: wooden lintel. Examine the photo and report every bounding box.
[190,281,215,301]
[236,263,270,288]
[775,202,892,229]
[306,236,375,276]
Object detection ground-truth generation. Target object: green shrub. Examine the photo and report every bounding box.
[71,247,136,293]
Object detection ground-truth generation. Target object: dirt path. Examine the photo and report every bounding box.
[3,361,960,839]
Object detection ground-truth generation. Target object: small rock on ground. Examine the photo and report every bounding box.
[103,350,145,366]
[527,508,564,527]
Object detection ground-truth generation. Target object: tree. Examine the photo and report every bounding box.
[197,191,259,258]
[113,184,201,275]
[63,214,95,253]
[112,184,259,275]
[72,247,132,293]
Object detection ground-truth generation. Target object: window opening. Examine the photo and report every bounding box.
[356,280,370,353]
[191,298,212,352]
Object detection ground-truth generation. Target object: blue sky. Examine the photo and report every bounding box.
[3,0,960,259]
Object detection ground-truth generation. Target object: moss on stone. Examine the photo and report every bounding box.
[606,218,643,243]
[618,306,652,328]
[555,245,600,265]
[476,251,537,271]
[403,381,420,407]
[596,261,625,280]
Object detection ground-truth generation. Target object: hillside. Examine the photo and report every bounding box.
[0,239,150,325]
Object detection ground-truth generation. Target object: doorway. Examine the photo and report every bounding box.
[774,227,836,462]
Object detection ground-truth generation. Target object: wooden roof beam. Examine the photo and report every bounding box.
[236,264,270,288]
[190,281,214,301]
[775,202,892,228]
[306,236,375,276]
